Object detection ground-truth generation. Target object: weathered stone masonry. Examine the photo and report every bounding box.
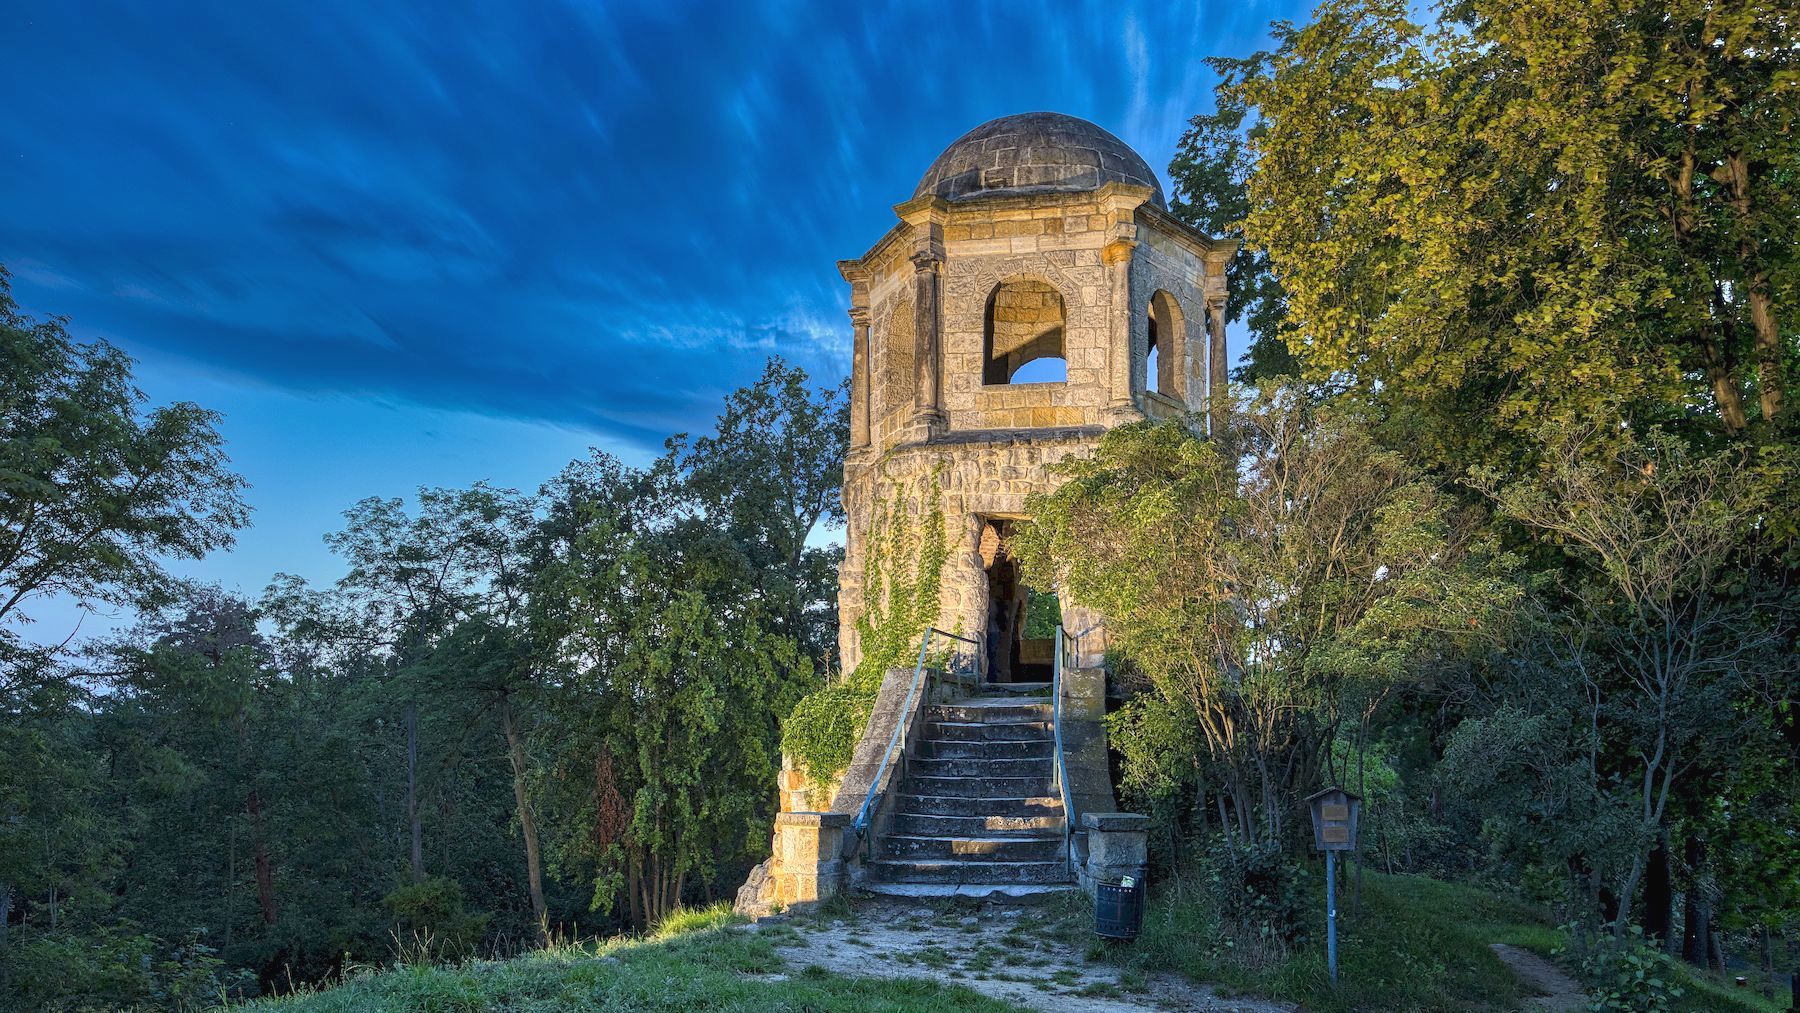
[739,112,1235,915]
[838,113,1237,677]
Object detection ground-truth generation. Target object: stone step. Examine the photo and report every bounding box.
[892,812,1066,837]
[909,756,1052,778]
[916,737,1053,760]
[925,703,1053,724]
[976,682,1054,698]
[902,774,1057,798]
[859,882,1077,900]
[866,859,1072,885]
[880,834,1065,862]
[926,720,1052,742]
[895,793,1065,818]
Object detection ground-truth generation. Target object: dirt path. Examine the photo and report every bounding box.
[744,896,1292,1012]
[1489,943,1587,1012]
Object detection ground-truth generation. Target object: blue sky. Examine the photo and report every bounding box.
[2,0,1300,644]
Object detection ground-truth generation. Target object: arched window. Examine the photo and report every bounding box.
[983,279,1066,384]
[1146,290,1185,398]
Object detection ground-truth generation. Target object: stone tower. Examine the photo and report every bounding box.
[837,112,1236,679]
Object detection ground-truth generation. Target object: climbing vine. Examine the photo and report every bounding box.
[780,463,950,791]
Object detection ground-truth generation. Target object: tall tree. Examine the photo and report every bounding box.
[672,358,848,663]
[1016,400,1516,844]
[1221,0,1797,468]
[530,453,811,929]
[0,268,248,677]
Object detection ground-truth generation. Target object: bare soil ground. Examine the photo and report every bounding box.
[1489,943,1588,1012]
[744,895,1293,1012]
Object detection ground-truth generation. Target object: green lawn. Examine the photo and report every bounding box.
[238,904,1012,1013]
[238,880,1791,1013]
[1107,868,1786,1013]
[1119,868,1558,1012]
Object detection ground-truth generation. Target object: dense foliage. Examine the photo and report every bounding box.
[1140,0,1800,994]
[2,0,1796,1007]
[0,296,843,1005]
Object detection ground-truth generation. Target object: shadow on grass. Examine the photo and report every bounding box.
[1121,869,1558,1013]
[237,902,1014,1013]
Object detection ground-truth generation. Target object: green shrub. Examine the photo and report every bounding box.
[380,876,491,963]
[1198,835,1308,953]
[1562,925,1684,1013]
[1,926,250,1011]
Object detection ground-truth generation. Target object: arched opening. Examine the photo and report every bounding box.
[983,279,1066,384]
[1146,290,1185,398]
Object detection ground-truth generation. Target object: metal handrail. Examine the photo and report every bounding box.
[851,626,980,840]
[1051,623,1077,870]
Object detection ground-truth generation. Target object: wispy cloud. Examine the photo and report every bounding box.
[1,0,1298,440]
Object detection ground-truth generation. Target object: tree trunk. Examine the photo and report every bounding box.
[626,856,644,933]
[248,790,278,926]
[499,692,547,944]
[0,884,10,945]
[1681,833,1711,966]
[1644,835,1673,950]
[405,702,424,883]
[1715,152,1785,422]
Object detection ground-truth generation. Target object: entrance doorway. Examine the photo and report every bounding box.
[979,518,1059,683]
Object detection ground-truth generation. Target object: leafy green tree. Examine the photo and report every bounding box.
[316,483,549,937]
[1218,0,1797,467]
[1168,96,1291,383]
[1467,427,1788,941]
[0,268,248,677]
[1016,397,1516,846]
[530,454,811,929]
[672,358,847,664]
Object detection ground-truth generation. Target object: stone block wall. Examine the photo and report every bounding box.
[838,430,1104,674]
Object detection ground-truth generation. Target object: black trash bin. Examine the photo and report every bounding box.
[1094,870,1146,940]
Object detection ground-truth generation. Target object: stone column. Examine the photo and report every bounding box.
[1205,294,1228,438]
[848,305,871,451]
[1103,238,1140,422]
[1202,251,1231,438]
[909,250,946,436]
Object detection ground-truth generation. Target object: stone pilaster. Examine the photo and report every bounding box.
[848,305,871,452]
[1103,238,1140,422]
[1079,812,1149,893]
[1096,181,1154,424]
[909,250,945,436]
[1203,251,1231,438]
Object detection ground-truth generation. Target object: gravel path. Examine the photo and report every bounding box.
[1489,943,1588,1012]
[745,896,1292,1012]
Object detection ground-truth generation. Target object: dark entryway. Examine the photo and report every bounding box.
[980,518,1059,683]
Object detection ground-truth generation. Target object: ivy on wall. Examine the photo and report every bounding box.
[780,463,949,791]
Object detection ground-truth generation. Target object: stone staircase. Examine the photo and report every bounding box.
[864,695,1075,895]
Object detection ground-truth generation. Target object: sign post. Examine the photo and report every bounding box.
[1307,787,1361,986]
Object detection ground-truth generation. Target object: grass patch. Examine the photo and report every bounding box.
[240,904,1014,1012]
[1662,958,1787,1013]
[1127,868,1559,1012]
[651,900,743,939]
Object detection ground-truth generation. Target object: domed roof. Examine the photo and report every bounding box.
[913,112,1165,209]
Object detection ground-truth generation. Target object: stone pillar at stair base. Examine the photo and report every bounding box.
[1078,812,1149,896]
[735,812,850,918]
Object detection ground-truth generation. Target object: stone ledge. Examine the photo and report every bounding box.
[776,812,853,828]
[1081,812,1149,832]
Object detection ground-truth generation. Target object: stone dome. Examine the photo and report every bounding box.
[913,111,1165,209]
